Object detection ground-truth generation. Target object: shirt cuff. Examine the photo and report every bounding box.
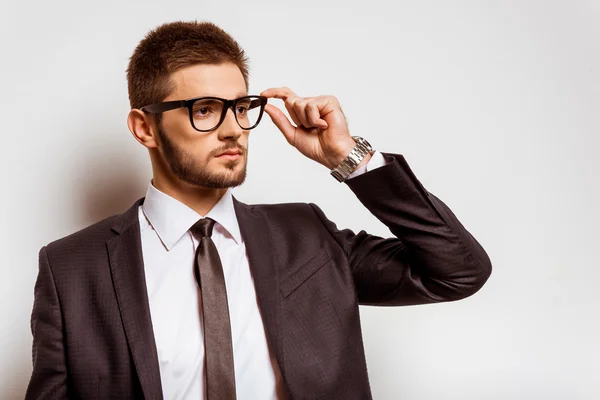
[346,150,387,180]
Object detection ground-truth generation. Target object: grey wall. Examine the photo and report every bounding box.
[1,1,598,399]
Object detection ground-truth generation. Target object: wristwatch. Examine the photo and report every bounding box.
[330,136,374,182]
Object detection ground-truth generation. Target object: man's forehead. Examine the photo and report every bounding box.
[169,63,247,100]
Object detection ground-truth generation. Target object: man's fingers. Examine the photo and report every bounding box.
[293,99,313,129]
[306,102,328,129]
[285,98,304,128]
[263,104,296,145]
[262,88,329,129]
[260,86,298,101]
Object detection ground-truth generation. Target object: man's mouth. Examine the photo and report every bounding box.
[216,150,243,160]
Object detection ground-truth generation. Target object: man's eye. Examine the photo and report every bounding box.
[195,107,211,116]
[236,106,248,114]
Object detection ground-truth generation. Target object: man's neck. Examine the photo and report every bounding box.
[151,175,227,217]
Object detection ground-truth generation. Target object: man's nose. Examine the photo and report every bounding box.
[218,107,244,139]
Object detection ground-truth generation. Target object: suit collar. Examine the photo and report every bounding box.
[110,197,144,235]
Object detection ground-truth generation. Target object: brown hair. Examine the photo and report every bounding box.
[126,21,250,110]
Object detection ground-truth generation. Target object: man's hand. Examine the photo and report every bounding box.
[260,87,370,170]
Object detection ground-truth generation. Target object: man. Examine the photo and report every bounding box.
[26,20,492,400]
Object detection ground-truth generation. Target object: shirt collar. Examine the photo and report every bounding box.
[141,181,242,250]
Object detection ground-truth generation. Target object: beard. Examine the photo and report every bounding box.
[157,125,247,189]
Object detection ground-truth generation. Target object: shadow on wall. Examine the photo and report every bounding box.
[78,155,149,227]
[74,132,150,228]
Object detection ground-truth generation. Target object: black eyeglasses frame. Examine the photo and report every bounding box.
[141,95,268,132]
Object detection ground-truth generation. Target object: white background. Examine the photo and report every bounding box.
[1,0,599,399]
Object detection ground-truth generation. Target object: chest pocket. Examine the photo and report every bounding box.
[280,247,332,297]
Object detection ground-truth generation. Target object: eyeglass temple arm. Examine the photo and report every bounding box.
[141,100,187,114]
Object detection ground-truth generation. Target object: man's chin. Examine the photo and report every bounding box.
[197,167,247,189]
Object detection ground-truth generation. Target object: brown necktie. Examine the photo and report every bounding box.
[190,218,236,400]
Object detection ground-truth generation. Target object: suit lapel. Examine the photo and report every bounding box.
[233,197,284,375]
[107,198,163,400]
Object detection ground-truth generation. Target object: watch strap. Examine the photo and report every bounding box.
[330,136,373,182]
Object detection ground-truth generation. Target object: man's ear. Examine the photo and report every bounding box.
[127,109,159,149]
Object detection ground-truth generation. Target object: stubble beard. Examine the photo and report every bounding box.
[157,126,247,189]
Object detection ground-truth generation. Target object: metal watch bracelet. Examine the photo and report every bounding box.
[330,136,373,182]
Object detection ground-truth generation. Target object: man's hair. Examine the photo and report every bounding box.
[126,21,250,110]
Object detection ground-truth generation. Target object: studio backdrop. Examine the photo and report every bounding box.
[1,1,598,399]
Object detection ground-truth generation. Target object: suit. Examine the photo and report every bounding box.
[26,152,492,399]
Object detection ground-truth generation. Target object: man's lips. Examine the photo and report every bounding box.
[216,150,243,159]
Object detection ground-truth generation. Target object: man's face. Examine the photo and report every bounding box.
[156,63,249,189]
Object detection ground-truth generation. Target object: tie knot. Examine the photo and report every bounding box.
[190,217,216,238]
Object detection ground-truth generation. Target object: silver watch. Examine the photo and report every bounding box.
[330,136,374,182]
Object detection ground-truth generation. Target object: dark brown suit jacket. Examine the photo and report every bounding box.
[26,153,492,399]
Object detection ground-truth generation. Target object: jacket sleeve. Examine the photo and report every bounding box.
[309,152,492,306]
[25,246,69,399]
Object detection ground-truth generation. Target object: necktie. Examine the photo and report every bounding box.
[190,218,236,400]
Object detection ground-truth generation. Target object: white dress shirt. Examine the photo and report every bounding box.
[138,151,387,399]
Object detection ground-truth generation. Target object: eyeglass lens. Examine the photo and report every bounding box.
[191,97,263,131]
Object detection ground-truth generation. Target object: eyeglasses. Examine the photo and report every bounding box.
[141,95,268,132]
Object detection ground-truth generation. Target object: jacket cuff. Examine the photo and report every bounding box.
[346,151,388,180]
[344,152,433,208]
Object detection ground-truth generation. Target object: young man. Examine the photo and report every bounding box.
[26,21,492,400]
